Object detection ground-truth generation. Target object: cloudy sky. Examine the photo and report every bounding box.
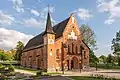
[0,0,120,56]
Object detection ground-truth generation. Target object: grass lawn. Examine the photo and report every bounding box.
[90,63,120,69]
[14,66,62,75]
[14,66,37,73]
[70,76,120,80]
[43,72,62,75]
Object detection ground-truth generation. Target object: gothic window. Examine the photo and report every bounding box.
[41,48,43,61]
[48,35,54,44]
[84,51,86,59]
[68,30,77,40]
[68,45,70,54]
[72,43,74,54]
[56,49,59,59]
[80,46,82,56]
[76,46,78,54]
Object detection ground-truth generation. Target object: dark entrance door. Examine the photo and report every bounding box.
[71,60,73,70]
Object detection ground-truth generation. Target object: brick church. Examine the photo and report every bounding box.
[21,12,90,72]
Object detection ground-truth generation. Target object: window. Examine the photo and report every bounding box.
[72,43,74,54]
[84,51,86,59]
[56,49,59,59]
[80,46,83,55]
[68,45,70,54]
[76,46,78,54]
[68,30,77,40]
[41,48,43,61]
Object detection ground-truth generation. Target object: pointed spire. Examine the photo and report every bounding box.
[44,11,55,35]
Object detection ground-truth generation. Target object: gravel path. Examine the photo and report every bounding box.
[62,68,120,79]
[15,69,36,76]
[15,68,120,79]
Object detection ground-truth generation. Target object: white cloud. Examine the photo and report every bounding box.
[37,0,43,3]
[23,18,45,28]
[38,6,57,25]
[97,0,120,24]
[104,19,115,24]
[30,9,40,16]
[0,10,14,26]
[0,28,33,49]
[22,6,56,28]
[74,8,93,20]
[11,0,24,12]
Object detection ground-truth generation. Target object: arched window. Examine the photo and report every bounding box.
[41,48,43,61]
[76,46,78,54]
[72,43,74,54]
[80,46,83,56]
[84,51,86,59]
[68,45,70,54]
[56,49,59,59]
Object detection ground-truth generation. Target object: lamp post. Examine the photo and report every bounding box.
[61,42,67,74]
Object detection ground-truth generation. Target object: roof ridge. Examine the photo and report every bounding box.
[53,17,70,28]
[23,17,70,50]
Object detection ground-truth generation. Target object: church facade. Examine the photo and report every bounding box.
[21,12,90,72]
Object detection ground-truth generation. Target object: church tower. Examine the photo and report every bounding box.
[43,12,56,72]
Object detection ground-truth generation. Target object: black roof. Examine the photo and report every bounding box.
[53,17,70,38]
[23,17,70,51]
[82,40,91,51]
[43,12,55,35]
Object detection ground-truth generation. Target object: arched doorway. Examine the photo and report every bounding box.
[71,56,79,69]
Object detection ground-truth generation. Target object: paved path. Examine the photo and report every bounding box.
[15,69,36,76]
[15,69,71,80]
[37,76,71,80]
[15,68,120,79]
[62,68,120,79]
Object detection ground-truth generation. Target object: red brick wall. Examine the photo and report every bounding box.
[21,13,90,71]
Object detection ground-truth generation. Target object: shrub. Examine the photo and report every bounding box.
[0,64,5,71]
[36,70,42,76]
[8,64,14,72]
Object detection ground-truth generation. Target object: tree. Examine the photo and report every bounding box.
[6,49,16,60]
[14,41,24,61]
[80,24,97,50]
[90,50,99,64]
[99,55,107,64]
[111,31,120,66]
[89,50,99,71]
[0,51,10,61]
[106,54,113,64]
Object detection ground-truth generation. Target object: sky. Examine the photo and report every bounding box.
[0,0,120,56]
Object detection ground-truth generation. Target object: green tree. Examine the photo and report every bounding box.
[0,51,10,61]
[90,50,99,64]
[89,50,99,71]
[106,54,113,64]
[111,31,120,66]
[80,24,97,50]
[14,41,24,60]
[99,55,107,64]
[6,49,16,60]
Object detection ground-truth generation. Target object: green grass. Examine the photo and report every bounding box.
[14,66,62,76]
[14,66,37,73]
[90,63,120,69]
[70,76,120,80]
[43,72,62,75]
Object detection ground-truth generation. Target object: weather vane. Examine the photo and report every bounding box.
[47,4,53,13]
